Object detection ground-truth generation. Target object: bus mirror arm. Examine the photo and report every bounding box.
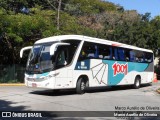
[50,43,70,56]
[20,46,32,58]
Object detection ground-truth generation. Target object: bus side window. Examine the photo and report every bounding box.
[79,48,87,61]
[94,45,99,58]
[98,44,111,60]
[103,49,110,59]
[57,50,66,65]
[113,47,118,60]
[144,52,153,63]
[78,42,96,61]
[61,39,81,64]
[135,51,144,62]
[87,46,96,58]
[125,49,130,61]
[54,47,69,69]
[118,48,125,61]
[130,50,135,62]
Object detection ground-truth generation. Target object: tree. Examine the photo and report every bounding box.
[46,0,62,30]
[57,0,62,30]
[0,0,160,64]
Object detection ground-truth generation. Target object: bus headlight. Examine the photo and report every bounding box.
[26,73,59,81]
[26,76,49,81]
[40,76,49,80]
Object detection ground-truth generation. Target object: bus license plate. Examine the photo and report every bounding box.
[32,83,37,87]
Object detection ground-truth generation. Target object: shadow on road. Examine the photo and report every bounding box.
[0,100,69,120]
[0,99,159,120]
[86,83,151,93]
[0,100,117,120]
[30,84,152,96]
[0,99,44,120]
[0,99,94,120]
[0,99,26,111]
[30,89,77,96]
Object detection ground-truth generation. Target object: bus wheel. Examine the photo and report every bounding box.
[76,78,86,94]
[133,77,141,89]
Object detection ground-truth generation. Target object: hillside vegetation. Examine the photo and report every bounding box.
[0,0,160,64]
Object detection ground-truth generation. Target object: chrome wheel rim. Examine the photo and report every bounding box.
[136,80,140,87]
[81,81,85,90]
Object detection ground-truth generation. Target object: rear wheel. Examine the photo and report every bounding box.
[133,77,141,89]
[76,78,86,94]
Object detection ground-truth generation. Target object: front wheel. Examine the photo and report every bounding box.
[133,77,141,89]
[76,78,86,94]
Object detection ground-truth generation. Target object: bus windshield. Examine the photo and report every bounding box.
[26,40,81,74]
[26,43,55,74]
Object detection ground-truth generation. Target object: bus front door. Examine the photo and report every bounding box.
[54,47,72,89]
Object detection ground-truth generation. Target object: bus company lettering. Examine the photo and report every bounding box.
[112,62,128,76]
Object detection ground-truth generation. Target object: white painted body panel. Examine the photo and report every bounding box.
[24,35,154,90]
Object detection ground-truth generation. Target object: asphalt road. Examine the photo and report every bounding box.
[0,82,160,120]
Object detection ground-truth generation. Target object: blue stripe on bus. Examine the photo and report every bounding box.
[36,72,49,78]
[102,60,149,85]
[75,59,90,70]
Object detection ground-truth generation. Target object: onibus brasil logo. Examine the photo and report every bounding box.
[112,62,128,76]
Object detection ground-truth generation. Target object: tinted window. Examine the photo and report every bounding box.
[135,51,144,62]
[117,48,125,61]
[129,50,136,62]
[112,47,118,60]
[98,44,111,59]
[62,40,81,64]
[144,52,153,63]
[79,42,96,60]
[54,46,68,69]
[79,42,112,60]
[78,41,153,63]
[53,40,81,69]
[125,49,130,61]
[113,47,126,61]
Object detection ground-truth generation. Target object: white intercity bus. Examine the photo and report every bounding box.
[20,35,154,94]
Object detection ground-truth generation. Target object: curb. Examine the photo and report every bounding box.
[0,83,25,86]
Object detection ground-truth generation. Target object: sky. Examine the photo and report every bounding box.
[106,0,160,19]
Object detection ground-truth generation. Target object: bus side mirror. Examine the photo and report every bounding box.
[20,46,32,58]
[50,43,70,56]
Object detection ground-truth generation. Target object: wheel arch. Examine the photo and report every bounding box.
[135,75,141,82]
[77,75,89,83]
[133,74,141,89]
[75,74,89,87]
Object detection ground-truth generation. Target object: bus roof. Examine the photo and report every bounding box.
[35,35,153,53]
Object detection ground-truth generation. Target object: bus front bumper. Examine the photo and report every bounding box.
[25,73,56,89]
